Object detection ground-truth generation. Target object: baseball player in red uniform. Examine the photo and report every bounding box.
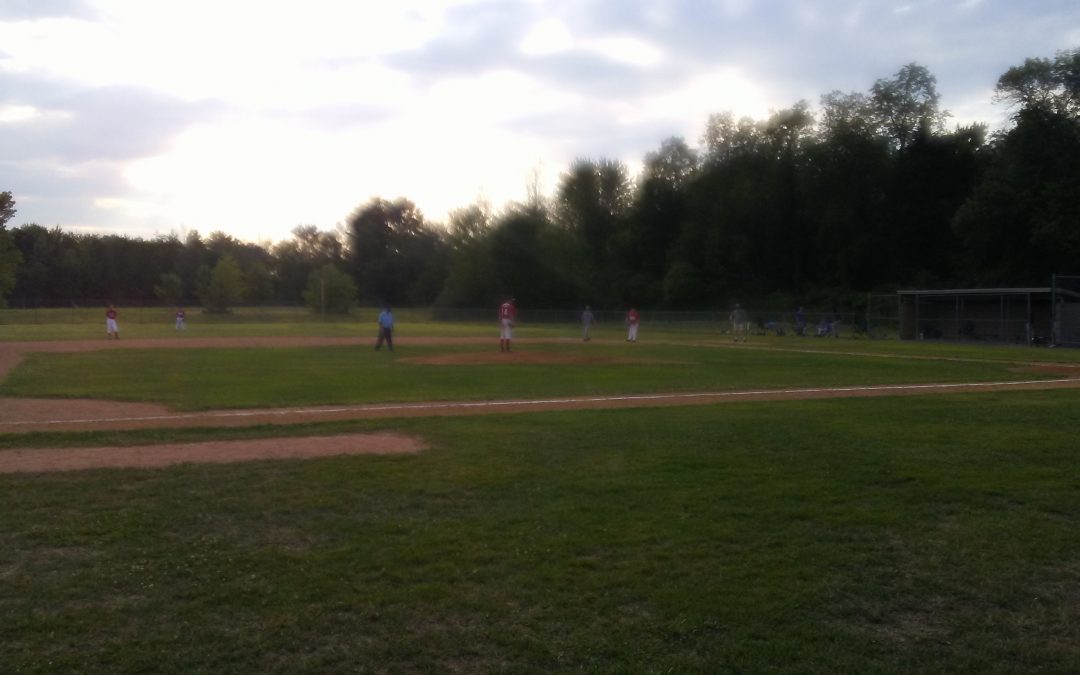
[105,305,119,339]
[626,307,640,342]
[499,297,517,352]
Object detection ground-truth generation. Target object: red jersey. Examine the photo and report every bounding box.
[499,301,517,321]
[627,309,640,325]
[106,309,118,320]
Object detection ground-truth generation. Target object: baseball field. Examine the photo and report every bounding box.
[1,311,1079,673]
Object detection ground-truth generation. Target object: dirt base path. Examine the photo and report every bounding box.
[0,432,425,473]
[2,337,1078,472]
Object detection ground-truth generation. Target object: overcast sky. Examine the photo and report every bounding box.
[1,0,1077,244]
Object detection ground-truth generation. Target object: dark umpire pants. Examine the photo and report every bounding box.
[375,327,393,351]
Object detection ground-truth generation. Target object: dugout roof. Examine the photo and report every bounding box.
[897,287,1050,297]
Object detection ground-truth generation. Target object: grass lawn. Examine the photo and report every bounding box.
[1,330,1078,672]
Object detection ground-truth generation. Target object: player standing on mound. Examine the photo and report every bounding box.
[105,304,120,339]
[625,307,640,342]
[499,297,517,352]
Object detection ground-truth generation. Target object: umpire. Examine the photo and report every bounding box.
[375,305,394,352]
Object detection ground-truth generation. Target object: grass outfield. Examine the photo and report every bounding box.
[1,330,1079,672]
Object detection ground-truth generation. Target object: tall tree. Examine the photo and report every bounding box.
[346,197,449,305]
[0,192,21,307]
[198,254,245,313]
[487,207,582,307]
[994,48,1080,118]
[700,112,766,164]
[270,225,343,303]
[881,124,986,286]
[555,158,633,272]
[435,202,496,307]
[951,49,1080,285]
[154,272,183,306]
[953,105,1080,284]
[0,191,15,228]
[870,63,948,151]
[818,90,876,140]
[614,137,697,305]
[302,263,357,314]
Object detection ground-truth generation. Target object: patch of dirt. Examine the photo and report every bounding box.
[0,432,425,474]
[0,397,172,424]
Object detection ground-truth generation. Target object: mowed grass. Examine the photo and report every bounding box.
[2,330,1079,672]
[0,339,1066,410]
[1,393,1079,673]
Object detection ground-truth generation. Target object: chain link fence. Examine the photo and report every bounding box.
[1052,274,1080,347]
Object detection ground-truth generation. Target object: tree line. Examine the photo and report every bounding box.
[1,49,1077,313]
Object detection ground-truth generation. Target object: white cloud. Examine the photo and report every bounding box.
[614,67,772,131]
[120,66,579,240]
[0,104,40,122]
[583,35,665,68]
[3,0,1079,242]
[519,18,574,56]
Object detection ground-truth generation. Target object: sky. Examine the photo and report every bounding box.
[1,0,1078,245]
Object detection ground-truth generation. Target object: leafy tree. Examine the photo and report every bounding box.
[11,225,68,303]
[0,193,19,307]
[801,121,891,289]
[554,158,632,300]
[880,124,985,286]
[0,232,18,307]
[951,49,1080,285]
[700,112,767,164]
[198,254,245,313]
[953,106,1080,284]
[612,137,697,305]
[154,272,183,306]
[271,225,343,303]
[555,159,632,255]
[447,202,491,251]
[243,263,275,305]
[0,191,15,228]
[0,192,17,307]
[435,202,496,307]
[346,197,449,305]
[994,48,1080,118]
[488,207,583,307]
[818,90,876,139]
[302,264,357,314]
[870,63,948,151]
[763,101,815,158]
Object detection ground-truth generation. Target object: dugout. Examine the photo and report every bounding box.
[897,287,1053,344]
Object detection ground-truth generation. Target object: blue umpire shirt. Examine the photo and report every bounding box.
[378,310,394,330]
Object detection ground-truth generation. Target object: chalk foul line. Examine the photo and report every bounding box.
[2,378,1077,428]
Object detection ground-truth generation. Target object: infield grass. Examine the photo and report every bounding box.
[1,339,1070,411]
